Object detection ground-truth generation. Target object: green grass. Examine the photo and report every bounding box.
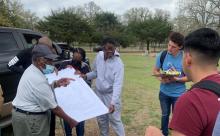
[121,54,161,135]
[87,53,161,136]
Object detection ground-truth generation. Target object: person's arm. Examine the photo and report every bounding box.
[145,126,186,136]
[51,78,74,89]
[82,63,92,86]
[52,106,78,128]
[153,65,188,83]
[86,55,98,80]
[153,66,163,82]
[152,52,171,83]
[153,66,172,84]
[85,71,97,80]
[173,76,189,83]
[109,60,124,113]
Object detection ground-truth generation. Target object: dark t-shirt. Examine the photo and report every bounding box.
[169,74,220,136]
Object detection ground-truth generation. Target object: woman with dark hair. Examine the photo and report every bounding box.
[59,47,91,136]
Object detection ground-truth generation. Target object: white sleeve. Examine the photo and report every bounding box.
[111,61,124,105]
[86,54,98,80]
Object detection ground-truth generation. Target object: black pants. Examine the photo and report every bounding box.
[49,112,56,136]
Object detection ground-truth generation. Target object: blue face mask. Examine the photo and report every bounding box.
[42,64,55,74]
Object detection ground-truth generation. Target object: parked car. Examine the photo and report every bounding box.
[0,27,70,135]
[93,46,103,52]
[55,42,71,61]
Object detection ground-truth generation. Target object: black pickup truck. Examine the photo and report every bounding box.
[0,27,70,135]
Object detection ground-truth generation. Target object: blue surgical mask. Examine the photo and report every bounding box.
[42,64,55,74]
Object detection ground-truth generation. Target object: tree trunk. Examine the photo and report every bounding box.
[139,41,144,50]
[153,42,156,53]
[147,41,150,54]
[89,43,92,52]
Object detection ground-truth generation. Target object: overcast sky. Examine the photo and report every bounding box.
[20,0,178,18]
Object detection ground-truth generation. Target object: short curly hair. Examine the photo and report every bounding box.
[169,32,184,47]
[101,37,117,47]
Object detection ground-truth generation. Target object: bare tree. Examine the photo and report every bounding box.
[154,9,170,21]
[0,0,12,26]
[175,0,220,33]
[83,1,102,23]
[208,0,220,31]
[65,1,102,24]
[123,7,152,24]
[0,0,39,29]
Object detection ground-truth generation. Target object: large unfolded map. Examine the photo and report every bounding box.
[46,68,108,122]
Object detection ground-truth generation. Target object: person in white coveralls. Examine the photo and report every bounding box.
[83,37,125,136]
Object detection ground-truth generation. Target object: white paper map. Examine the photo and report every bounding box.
[46,68,108,122]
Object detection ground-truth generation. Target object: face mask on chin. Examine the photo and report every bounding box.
[42,64,55,74]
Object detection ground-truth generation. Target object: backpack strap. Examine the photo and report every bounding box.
[160,50,167,70]
[190,80,220,97]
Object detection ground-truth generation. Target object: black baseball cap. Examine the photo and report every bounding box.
[32,44,58,60]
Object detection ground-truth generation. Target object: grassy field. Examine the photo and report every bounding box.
[120,53,161,136]
[56,53,162,136]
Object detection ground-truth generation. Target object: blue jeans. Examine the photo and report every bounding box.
[159,91,178,136]
[64,121,85,136]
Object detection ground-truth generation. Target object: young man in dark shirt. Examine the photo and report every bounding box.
[146,28,220,136]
